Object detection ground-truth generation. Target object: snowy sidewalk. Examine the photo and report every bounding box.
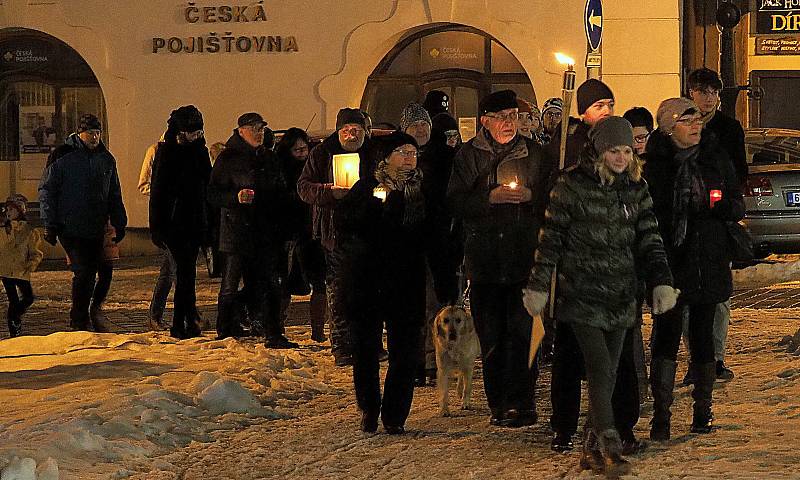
[1,308,799,479]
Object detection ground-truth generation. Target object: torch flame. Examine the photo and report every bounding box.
[555,52,575,66]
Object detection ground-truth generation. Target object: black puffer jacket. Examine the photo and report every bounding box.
[528,151,672,331]
[644,129,745,305]
[447,130,554,284]
[207,131,291,254]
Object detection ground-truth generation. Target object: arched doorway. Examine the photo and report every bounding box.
[361,24,535,140]
[0,28,107,205]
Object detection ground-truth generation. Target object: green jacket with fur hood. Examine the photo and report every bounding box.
[527,150,673,331]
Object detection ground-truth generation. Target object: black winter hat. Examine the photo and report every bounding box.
[77,114,102,133]
[236,112,265,129]
[479,90,518,116]
[589,116,633,154]
[336,108,366,131]
[169,105,204,132]
[375,131,418,162]
[431,112,458,133]
[423,90,450,116]
[577,79,614,114]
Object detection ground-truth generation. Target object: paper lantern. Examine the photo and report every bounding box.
[332,153,360,188]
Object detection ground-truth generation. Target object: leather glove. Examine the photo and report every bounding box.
[652,285,680,315]
[112,227,125,244]
[43,228,58,246]
[522,289,549,317]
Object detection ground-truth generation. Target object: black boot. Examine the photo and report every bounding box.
[597,428,632,479]
[690,361,715,434]
[578,429,605,473]
[649,357,677,441]
[216,297,244,339]
[309,291,327,342]
[7,305,21,338]
[90,303,114,333]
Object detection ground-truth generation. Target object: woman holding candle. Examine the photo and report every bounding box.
[641,98,744,441]
[523,116,678,476]
[334,131,426,434]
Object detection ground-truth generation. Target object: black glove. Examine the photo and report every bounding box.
[43,228,58,246]
[112,227,125,244]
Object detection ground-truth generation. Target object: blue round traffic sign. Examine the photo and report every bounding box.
[585,0,603,51]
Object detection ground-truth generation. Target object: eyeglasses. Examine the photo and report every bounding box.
[392,148,418,158]
[444,130,460,138]
[691,88,719,98]
[544,111,562,119]
[484,112,519,123]
[676,116,704,126]
[340,126,364,135]
[244,124,267,132]
[183,129,204,138]
[634,133,650,144]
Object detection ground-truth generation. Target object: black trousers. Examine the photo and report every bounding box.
[166,240,200,335]
[217,249,283,339]
[60,236,113,329]
[651,302,716,363]
[325,248,353,358]
[550,321,641,437]
[3,277,33,333]
[469,282,539,417]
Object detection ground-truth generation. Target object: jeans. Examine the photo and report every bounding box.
[166,240,199,335]
[60,236,113,329]
[217,250,283,339]
[572,324,627,433]
[3,277,33,335]
[713,300,730,362]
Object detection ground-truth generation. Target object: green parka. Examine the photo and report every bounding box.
[527,151,673,331]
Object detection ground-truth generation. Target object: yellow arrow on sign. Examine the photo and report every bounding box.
[589,10,602,30]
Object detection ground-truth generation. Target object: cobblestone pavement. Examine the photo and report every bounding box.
[1,256,798,340]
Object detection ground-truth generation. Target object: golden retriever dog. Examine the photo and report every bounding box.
[433,305,481,416]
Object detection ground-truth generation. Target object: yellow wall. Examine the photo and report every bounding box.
[1,0,682,229]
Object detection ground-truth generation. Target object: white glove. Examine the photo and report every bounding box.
[652,285,680,315]
[522,289,549,317]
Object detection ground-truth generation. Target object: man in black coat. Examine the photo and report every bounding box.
[447,90,553,427]
[39,114,127,332]
[687,67,746,381]
[208,113,297,348]
[149,106,211,339]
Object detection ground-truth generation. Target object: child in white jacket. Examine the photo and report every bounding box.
[1,194,43,338]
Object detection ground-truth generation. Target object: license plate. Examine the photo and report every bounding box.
[787,191,800,206]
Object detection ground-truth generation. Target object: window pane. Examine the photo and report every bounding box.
[385,40,419,75]
[491,41,525,74]
[420,31,485,73]
[364,83,418,128]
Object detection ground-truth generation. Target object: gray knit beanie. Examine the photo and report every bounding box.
[399,103,432,132]
[589,116,634,154]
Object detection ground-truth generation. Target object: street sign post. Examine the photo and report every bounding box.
[584,0,602,78]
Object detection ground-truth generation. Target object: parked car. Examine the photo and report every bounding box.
[742,128,800,258]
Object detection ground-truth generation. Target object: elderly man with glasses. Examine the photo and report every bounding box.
[447,89,553,428]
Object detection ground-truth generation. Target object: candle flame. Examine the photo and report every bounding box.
[508,181,518,190]
[555,52,575,66]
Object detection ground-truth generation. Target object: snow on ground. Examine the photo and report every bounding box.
[1,308,799,479]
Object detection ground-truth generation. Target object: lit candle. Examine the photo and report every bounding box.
[373,186,387,202]
[710,189,723,207]
[506,175,519,190]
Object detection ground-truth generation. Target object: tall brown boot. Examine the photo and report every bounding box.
[597,428,632,479]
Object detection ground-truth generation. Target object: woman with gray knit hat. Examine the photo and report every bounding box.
[399,102,432,148]
[524,116,677,477]
[643,98,744,441]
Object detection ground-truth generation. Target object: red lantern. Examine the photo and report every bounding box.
[710,189,722,208]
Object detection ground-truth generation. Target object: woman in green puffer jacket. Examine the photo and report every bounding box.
[522,116,678,478]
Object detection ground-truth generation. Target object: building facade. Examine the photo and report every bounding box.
[1,0,681,253]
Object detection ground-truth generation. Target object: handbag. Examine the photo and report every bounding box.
[726,221,753,262]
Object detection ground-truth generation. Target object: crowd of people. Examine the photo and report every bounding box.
[0,67,748,477]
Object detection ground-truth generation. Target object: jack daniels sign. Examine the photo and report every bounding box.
[755,0,800,34]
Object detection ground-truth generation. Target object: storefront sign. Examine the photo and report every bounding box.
[2,49,49,64]
[756,35,800,54]
[755,0,800,34]
[152,2,298,54]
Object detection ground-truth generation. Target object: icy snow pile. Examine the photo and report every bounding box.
[0,331,344,479]
[733,257,800,289]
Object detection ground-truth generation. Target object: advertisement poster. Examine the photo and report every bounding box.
[19,105,57,154]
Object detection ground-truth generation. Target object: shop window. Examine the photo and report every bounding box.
[750,71,800,130]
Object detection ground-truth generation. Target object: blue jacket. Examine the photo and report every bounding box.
[38,134,127,239]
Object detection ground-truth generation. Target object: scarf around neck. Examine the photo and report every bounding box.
[671,144,704,248]
[374,160,425,226]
